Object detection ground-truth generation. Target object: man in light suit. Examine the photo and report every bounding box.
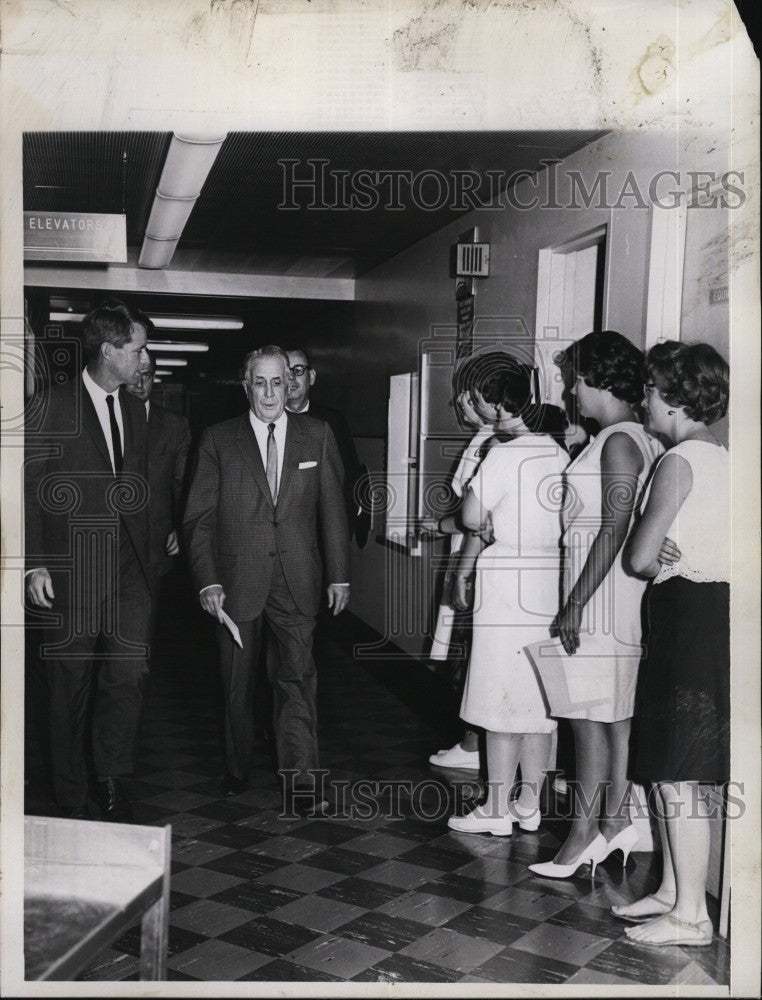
[184,345,350,813]
[25,299,153,821]
[127,349,192,624]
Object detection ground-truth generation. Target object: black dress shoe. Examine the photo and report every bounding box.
[97,778,133,823]
[292,798,331,818]
[219,774,248,797]
[288,784,332,818]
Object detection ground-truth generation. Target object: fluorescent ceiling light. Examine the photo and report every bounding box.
[50,311,86,322]
[150,316,243,331]
[50,311,242,331]
[155,357,188,367]
[147,341,209,352]
[139,133,227,269]
[154,370,172,377]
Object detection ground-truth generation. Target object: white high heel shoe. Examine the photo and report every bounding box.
[604,824,639,867]
[528,833,608,879]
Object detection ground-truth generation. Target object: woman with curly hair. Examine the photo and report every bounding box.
[447,359,569,835]
[612,341,729,948]
[530,331,663,878]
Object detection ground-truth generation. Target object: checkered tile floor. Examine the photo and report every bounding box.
[25,571,729,986]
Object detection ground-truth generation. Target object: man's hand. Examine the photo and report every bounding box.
[165,529,180,556]
[26,568,55,609]
[200,584,226,622]
[327,584,350,616]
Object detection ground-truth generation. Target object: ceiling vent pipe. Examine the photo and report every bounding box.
[139,134,227,269]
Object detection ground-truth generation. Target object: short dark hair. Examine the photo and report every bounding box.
[563,331,644,405]
[284,347,311,368]
[646,340,729,425]
[82,299,147,364]
[454,351,521,398]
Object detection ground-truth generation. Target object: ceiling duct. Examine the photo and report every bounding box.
[139,134,227,269]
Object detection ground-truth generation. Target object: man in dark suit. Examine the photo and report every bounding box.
[183,345,350,814]
[25,300,153,821]
[126,349,192,623]
[285,348,362,536]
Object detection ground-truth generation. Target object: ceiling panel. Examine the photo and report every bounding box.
[24,129,605,277]
[24,132,172,244]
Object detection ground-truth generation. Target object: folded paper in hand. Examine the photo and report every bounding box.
[523,637,610,718]
[220,609,243,648]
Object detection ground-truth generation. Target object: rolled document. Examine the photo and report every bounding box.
[219,609,243,648]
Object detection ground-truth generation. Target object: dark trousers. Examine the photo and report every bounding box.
[217,557,318,786]
[42,554,151,810]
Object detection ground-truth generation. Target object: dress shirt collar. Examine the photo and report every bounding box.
[82,365,120,404]
[248,408,288,433]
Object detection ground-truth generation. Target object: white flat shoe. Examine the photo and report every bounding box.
[507,801,541,832]
[448,806,513,836]
[429,743,480,770]
[528,833,608,879]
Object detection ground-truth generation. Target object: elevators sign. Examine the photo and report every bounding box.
[24,212,127,263]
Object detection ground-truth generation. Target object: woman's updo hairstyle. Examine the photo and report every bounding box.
[563,330,645,405]
[478,356,568,446]
[453,350,514,398]
[646,340,729,426]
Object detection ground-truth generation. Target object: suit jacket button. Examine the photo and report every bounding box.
[272,521,278,527]
[269,551,275,557]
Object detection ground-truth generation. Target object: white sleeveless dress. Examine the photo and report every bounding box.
[556,421,663,723]
[459,435,568,734]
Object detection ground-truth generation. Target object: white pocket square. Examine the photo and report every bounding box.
[299,460,317,469]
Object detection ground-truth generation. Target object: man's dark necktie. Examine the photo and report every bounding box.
[105,393,123,475]
[266,422,278,503]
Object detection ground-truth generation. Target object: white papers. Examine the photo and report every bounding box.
[523,637,610,718]
[219,610,243,648]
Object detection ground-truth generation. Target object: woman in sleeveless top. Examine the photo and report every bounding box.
[613,342,729,948]
[530,332,663,880]
[447,360,568,836]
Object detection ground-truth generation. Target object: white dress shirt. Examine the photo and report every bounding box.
[249,409,287,492]
[82,367,124,475]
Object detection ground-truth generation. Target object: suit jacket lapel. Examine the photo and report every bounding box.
[236,414,273,505]
[80,382,113,470]
[119,386,147,474]
[278,411,306,506]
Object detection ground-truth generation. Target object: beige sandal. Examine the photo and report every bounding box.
[612,893,674,924]
[625,913,713,948]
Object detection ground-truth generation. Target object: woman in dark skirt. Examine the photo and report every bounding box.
[613,341,730,947]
